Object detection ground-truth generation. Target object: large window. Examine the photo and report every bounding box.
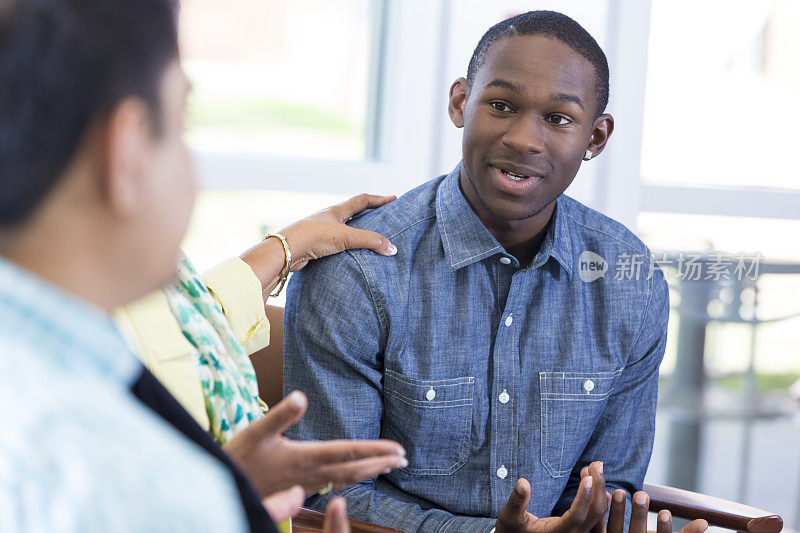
[178,1,445,274]
[180,0,380,160]
[641,0,800,190]
[636,0,800,519]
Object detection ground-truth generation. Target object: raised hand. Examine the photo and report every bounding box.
[323,497,352,533]
[223,390,407,497]
[495,461,608,533]
[578,467,708,533]
[262,489,352,533]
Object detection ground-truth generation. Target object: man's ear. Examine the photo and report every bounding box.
[586,114,614,158]
[448,77,469,128]
[102,98,152,218]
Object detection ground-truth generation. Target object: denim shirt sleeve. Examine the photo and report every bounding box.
[283,251,496,533]
[551,266,670,531]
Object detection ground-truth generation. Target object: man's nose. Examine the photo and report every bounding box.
[501,116,545,154]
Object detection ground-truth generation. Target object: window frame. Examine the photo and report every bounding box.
[191,0,449,197]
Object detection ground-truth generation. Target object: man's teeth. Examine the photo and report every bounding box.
[501,169,530,181]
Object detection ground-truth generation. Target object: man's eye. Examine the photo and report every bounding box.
[490,102,512,112]
[547,115,571,125]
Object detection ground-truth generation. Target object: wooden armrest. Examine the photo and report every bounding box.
[292,507,406,533]
[644,483,783,533]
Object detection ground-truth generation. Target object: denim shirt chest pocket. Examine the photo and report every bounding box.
[539,369,623,478]
[382,370,475,475]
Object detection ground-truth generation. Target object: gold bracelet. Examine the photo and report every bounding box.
[263,233,292,297]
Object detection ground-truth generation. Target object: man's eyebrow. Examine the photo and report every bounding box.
[485,78,523,93]
[550,92,585,110]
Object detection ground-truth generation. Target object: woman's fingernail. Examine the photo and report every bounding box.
[398,458,408,468]
[613,490,625,502]
[387,243,397,256]
[598,461,603,474]
[659,511,670,522]
[584,476,593,492]
[634,492,647,506]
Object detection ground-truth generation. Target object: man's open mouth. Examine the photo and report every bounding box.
[500,169,530,181]
[490,164,540,182]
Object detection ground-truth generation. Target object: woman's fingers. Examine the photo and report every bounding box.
[337,194,397,222]
[342,227,397,256]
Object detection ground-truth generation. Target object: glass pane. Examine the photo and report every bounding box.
[637,211,800,384]
[641,0,800,189]
[178,0,377,160]
[640,212,800,520]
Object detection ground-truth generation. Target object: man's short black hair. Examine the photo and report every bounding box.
[0,0,179,226]
[466,10,609,117]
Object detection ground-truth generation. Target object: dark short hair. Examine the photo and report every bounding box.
[466,10,609,117]
[0,0,179,226]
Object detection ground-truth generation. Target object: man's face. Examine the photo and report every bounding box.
[454,34,608,223]
[135,59,195,287]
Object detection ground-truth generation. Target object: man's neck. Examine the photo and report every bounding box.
[0,209,150,312]
[2,237,113,313]
[458,172,555,268]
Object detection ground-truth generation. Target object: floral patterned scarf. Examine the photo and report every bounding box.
[163,255,263,444]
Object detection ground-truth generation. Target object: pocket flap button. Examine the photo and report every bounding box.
[583,379,595,393]
[426,387,436,401]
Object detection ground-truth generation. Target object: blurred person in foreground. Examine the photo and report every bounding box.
[0,0,406,531]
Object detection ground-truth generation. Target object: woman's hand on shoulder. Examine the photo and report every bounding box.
[280,193,397,271]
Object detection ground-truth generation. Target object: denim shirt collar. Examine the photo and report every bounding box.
[435,162,573,278]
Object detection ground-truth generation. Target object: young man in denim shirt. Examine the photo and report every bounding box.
[285,11,671,533]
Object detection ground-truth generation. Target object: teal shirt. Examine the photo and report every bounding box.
[0,257,247,532]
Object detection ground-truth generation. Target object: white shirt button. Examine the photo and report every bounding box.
[583,379,595,393]
[426,387,436,401]
[504,314,513,327]
[499,257,511,265]
[498,390,510,404]
[496,465,508,479]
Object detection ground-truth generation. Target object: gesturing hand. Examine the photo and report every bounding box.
[223,390,407,498]
[323,497,352,533]
[576,468,708,533]
[495,462,608,533]
[280,193,398,271]
[262,488,352,533]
